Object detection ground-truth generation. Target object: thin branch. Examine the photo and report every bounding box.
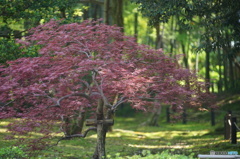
[71,48,91,58]
[112,96,127,112]
[58,93,90,104]
[56,127,97,144]
[79,80,91,89]
[0,100,15,108]
[92,69,112,108]
[74,40,92,58]
[46,127,97,149]
[47,93,91,108]
[33,93,57,103]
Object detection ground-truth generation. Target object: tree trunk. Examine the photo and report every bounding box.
[64,112,85,136]
[182,108,187,124]
[91,3,99,20]
[205,46,211,93]
[134,12,138,42]
[111,0,124,31]
[148,101,161,126]
[149,106,162,126]
[93,99,107,159]
[59,7,67,18]
[104,0,110,24]
[228,55,235,89]
[155,23,163,49]
[217,41,223,92]
[93,125,107,159]
[83,3,90,20]
[96,124,107,159]
[223,49,229,91]
[169,16,176,56]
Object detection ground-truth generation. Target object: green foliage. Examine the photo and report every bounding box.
[0,39,39,64]
[107,150,197,159]
[0,39,21,63]
[0,146,28,159]
[0,0,80,21]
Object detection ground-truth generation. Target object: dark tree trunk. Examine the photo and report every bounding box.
[93,124,107,159]
[59,7,67,18]
[64,112,85,136]
[92,99,109,159]
[217,42,223,92]
[110,0,124,32]
[169,16,176,56]
[149,105,162,126]
[83,3,90,20]
[182,108,187,124]
[155,23,163,49]
[228,55,235,89]
[104,0,110,24]
[223,50,229,91]
[205,47,211,92]
[92,3,99,20]
[148,100,161,126]
[134,12,138,42]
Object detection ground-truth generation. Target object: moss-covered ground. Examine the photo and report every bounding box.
[0,93,240,158]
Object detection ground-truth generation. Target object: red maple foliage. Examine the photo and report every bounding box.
[0,19,212,155]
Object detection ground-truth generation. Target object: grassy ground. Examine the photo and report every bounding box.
[0,94,240,158]
[0,111,239,159]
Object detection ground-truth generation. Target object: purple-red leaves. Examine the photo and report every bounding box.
[0,19,213,151]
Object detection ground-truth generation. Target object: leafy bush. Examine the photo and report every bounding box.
[107,150,197,159]
[0,146,28,159]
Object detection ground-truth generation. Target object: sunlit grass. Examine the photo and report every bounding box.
[0,112,240,158]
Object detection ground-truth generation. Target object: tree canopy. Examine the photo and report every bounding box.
[133,0,240,92]
[0,19,212,158]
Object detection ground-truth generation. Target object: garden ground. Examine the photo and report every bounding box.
[0,94,240,158]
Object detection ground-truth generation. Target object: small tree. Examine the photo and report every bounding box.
[0,19,211,158]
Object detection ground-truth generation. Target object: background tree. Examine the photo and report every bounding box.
[132,0,240,93]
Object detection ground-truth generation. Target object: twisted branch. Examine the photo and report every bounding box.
[47,93,91,108]
[56,127,97,145]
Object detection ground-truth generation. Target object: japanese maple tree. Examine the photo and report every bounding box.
[0,19,211,158]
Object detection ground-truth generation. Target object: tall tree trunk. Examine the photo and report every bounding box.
[155,23,164,49]
[181,42,189,69]
[217,43,223,92]
[205,35,211,93]
[195,52,199,74]
[169,16,176,56]
[110,0,124,32]
[205,49,210,92]
[205,18,211,92]
[91,3,99,20]
[104,0,110,24]
[223,48,229,91]
[228,55,235,89]
[134,12,138,42]
[83,3,90,20]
